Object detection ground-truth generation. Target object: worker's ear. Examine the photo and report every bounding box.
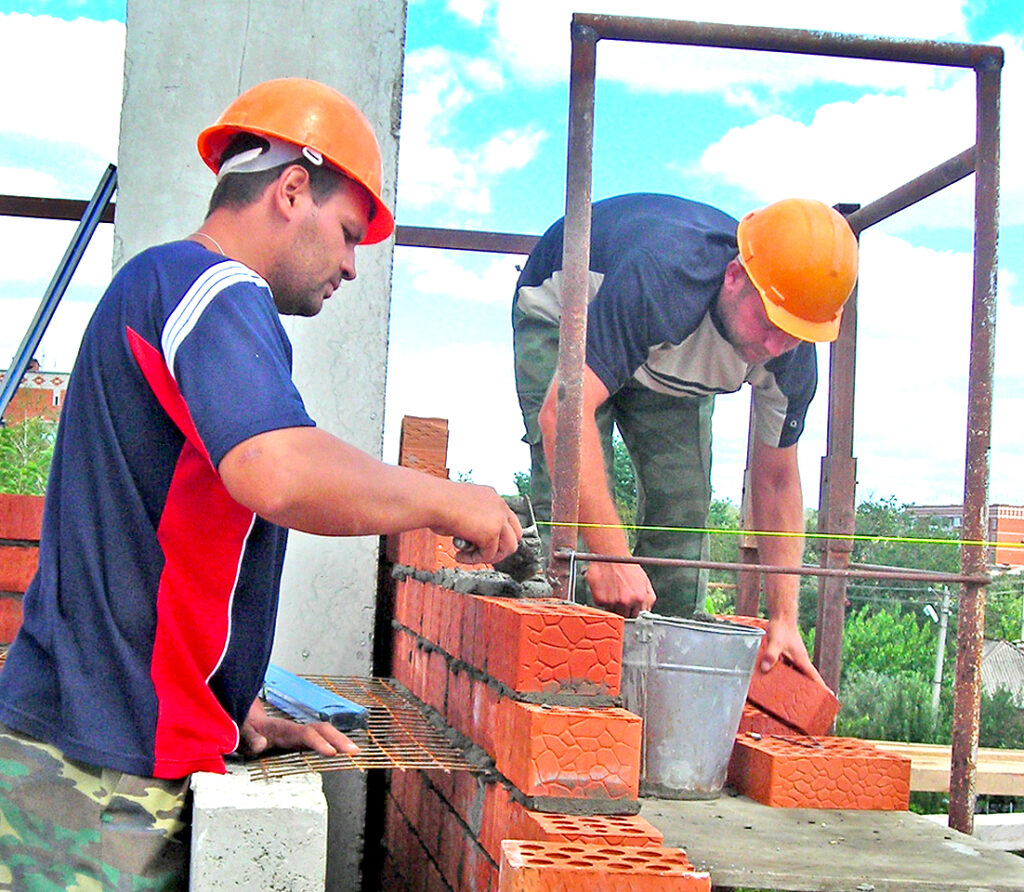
[723,258,746,288]
[272,165,313,220]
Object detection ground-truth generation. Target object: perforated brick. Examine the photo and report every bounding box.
[736,702,801,738]
[476,598,623,697]
[717,614,840,735]
[728,734,911,810]
[494,701,641,801]
[0,493,44,541]
[503,801,664,850]
[497,840,710,891]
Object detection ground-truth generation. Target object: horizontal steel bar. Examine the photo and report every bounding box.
[0,193,115,224]
[395,224,538,255]
[846,148,976,233]
[0,196,540,257]
[560,549,990,585]
[574,14,1004,70]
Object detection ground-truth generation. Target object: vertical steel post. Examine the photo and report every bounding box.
[949,54,1001,835]
[814,205,861,693]
[548,19,598,598]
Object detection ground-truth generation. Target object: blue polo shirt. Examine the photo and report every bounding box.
[0,240,314,779]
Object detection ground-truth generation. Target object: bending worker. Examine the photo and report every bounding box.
[513,193,857,679]
[0,78,520,888]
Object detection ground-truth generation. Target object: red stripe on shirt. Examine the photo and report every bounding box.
[127,326,254,776]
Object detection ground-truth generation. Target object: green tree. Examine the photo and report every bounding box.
[840,606,939,680]
[0,417,56,495]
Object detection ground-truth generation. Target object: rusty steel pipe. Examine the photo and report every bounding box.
[573,13,1003,70]
[395,225,538,255]
[0,193,116,224]
[846,148,976,234]
[559,550,989,586]
[547,21,599,599]
[949,58,1001,836]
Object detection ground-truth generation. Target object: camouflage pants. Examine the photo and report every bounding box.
[0,725,191,891]
[513,309,713,617]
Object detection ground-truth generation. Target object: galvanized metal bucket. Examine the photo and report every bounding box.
[621,612,764,799]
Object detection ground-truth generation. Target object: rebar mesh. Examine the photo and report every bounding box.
[246,675,481,780]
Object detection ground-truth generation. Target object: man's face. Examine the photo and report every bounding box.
[717,264,802,364]
[269,177,372,317]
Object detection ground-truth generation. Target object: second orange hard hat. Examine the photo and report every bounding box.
[736,198,858,343]
[197,78,395,245]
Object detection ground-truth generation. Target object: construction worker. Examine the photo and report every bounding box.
[513,193,857,681]
[0,78,520,888]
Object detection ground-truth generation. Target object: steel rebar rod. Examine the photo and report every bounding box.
[559,550,990,586]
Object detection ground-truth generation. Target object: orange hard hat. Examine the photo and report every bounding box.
[736,198,858,343]
[197,78,395,245]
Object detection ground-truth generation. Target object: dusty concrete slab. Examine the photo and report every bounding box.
[641,789,1024,891]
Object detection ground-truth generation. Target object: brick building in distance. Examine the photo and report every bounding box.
[907,503,1024,569]
[0,368,69,425]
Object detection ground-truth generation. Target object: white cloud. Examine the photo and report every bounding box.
[398,47,547,219]
[486,0,966,94]
[403,250,521,305]
[0,167,63,198]
[697,33,1024,230]
[0,13,124,167]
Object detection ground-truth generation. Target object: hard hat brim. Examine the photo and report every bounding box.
[760,292,842,343]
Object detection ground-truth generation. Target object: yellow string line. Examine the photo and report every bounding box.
[538,520,1024,550]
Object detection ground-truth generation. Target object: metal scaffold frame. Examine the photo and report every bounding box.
[548,13,1001,836]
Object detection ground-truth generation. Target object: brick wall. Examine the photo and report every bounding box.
[0,492,44,644]
[382,417,709,892]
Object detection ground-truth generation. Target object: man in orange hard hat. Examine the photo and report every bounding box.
[514,194,857,681]
[0,78,521,887]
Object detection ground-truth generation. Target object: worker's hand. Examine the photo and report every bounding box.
[759,617,829,689]
[238,699,359,758]
[584,562,656,619]
[433,482,522,565]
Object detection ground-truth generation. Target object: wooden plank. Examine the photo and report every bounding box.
[870,740,1024,796]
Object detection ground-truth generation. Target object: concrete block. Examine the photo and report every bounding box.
[190,769,327,891]
[497,840,709,891]
[728,734,910,810]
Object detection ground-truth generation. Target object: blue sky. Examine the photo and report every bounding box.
[1,0,1023,509]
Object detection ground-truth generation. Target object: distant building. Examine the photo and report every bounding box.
[907,503,1024,569]
[0,369,69,425]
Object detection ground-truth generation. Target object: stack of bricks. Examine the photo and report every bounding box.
[718,614,911,810]
[382,417,709,892]
[0,493,44,647]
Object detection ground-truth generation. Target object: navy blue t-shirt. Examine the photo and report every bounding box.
[0,241,314,778]
[515,194,817,447]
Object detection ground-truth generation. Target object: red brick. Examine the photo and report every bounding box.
[728,734,910,810]
[475,598,623,697]
[736,703,801,737]
[717,614,840,735]
[397,416,450,479]
[469,677,500,757]
[0,545,38,593]
[494,700,641,802]
[479,781,515,863]
[0,595,23,644]
[436,536,492,572]
[392,628,417,691]
[497,841,710,892]
[0,493,44,541]
[503,801,664,850]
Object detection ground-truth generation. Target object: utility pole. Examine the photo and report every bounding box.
[932,587,952,715]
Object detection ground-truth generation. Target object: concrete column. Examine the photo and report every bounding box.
[117,3,406,888]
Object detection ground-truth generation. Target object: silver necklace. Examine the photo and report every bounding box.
[193,232,226,256]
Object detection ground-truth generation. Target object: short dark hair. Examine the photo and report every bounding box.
[205,133,350,217]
